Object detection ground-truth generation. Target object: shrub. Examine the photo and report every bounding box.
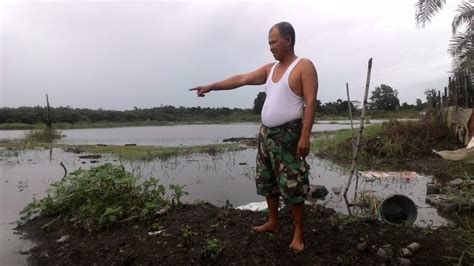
[19,164,170,231]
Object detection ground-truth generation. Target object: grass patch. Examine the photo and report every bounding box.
[312,116,464,169]
[19,164,175,231]
[0,139,242,161]
[79,143,242,161]
[24,128,62,143]
[312,124,383,160]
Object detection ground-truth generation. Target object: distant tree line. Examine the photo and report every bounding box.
[0,106,255,124]
[1,84,429,125]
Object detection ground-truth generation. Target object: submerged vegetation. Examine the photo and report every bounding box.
[24,127,62,143]
[73,143,242,161]
[19,164,180,231]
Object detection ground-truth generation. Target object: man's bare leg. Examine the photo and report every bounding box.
[252,195,280,233]
[289,202,304,251]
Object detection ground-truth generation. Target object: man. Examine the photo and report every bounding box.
[190,21,318,252]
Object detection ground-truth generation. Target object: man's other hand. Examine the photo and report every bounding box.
[296,137,310,158]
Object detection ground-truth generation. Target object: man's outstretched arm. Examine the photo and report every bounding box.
[189,64,272,97]
[297,59,318,158]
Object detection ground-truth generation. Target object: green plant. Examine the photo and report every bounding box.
[19,164,169,231]
[203,239,223,259]
[169,184,189,207]
[181,225,194,238]
[180,224,197,247]
[24,128,62,143]
[444,214,474,265]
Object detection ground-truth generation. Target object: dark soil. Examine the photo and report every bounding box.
[20,203,469,265]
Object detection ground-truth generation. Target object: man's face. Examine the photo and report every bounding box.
[268,27,289,61]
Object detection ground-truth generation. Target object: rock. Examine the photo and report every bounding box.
[357,242,368,252]
[369,245,377,253]
[425,194,457,211]
[449,178,464,186]
[148,230,165,236]
[377,247,389,260]
[56,235,70,243]
[156,206,170,216]
[382,244,394,256]
[309,185,329,200]
[399,257,412,265]
[399,247,413,257]
[407,242,421,253]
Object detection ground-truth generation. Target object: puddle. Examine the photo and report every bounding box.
[0,148,448,264]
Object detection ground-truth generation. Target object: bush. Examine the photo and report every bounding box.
[314,116,463,164]
[24,128,62,143]
[19,164,170,231]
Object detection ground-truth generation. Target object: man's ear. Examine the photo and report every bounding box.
[286,36,292,46]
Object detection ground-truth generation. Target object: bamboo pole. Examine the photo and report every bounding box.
[343,58,373,200]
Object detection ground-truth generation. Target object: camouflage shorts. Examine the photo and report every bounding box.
[255,119,310,204]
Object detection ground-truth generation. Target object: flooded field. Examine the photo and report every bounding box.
[1,146,447,265]
[0,120,388,146]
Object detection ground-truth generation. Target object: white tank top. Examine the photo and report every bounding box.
[261,57,304,127]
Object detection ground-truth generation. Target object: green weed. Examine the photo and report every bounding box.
[24,128,62,143]
[19,164,170,231]
[169,184,189,207]
[203,239,223,259]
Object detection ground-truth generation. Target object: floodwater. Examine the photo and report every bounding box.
[0,120,388,146]
[1,145,447,265]
[1,119,434,265]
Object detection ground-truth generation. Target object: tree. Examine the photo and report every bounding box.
[415,0,473,73]
[369,84,400,112]
[415,98,427,111]
[253,92,266,114]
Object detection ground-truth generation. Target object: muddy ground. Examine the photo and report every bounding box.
[20,203,469,265]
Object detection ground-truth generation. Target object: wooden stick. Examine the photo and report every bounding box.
[346,82,354,142]
[46,93,52,129]
[343,58,373,200]
[346,82,360,201]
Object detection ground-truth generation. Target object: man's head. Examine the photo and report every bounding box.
[268,22,296,61]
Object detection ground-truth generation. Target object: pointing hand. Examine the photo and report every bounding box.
[189,86,211,97]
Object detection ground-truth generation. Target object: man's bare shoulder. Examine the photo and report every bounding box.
[259,62,276,75]
[299,58,316,69]
[297,58,317,77]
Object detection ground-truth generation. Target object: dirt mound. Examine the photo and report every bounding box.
[20,203,468,265]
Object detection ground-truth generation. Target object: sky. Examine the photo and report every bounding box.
[0,0,460,110]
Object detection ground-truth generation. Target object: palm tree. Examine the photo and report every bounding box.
[415,0,473,73]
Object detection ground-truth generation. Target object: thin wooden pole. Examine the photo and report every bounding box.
[346,82,360,200]
[343,58,373,200]
[46,93,52,129]
[346,82,354,142]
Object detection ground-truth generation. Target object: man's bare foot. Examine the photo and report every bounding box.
[252,222,280,234]
[289,237,304,252]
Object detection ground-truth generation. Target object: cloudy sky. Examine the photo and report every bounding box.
[0,0,459,110]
